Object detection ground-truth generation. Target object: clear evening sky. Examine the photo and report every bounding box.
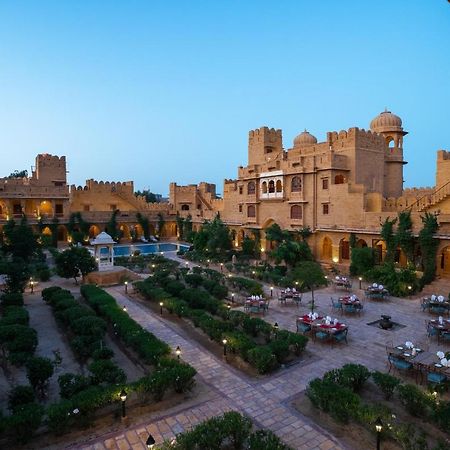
[0,1,449,196]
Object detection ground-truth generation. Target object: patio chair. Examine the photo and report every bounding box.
[421,298,429,312]
[430,305,447,315]
[426,320,439,339]
[330,297,343,314]
[439,331,450,343]
[426,368,447,386]
[314,330,330,342]
[388,354,413,374]
[293,294,302,307]
[344,304,359,315]
[296,322,311,334]
[332,328,348,345]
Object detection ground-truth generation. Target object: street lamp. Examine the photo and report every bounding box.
[295,281,299,287]
[175,345,181,360]
[122,305,127,313]
[124,281,128,293]
[146,434,156,449]
[358,277,362,290]
[231,293,235,303]
[220,263,223,272]
[270,286,274,297]
[159,301,164,315]
[119,388,127,419]
[222,338,227,356]
[375,417,383,450]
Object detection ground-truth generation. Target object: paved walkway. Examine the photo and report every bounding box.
[67,257,446,450]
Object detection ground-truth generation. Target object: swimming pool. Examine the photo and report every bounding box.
[99,242,190,257]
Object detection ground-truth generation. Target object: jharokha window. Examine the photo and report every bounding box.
[322,178,329,190]
[247,205,256,217]
[290,205,302,219]
[262,181,268,194]
[247,181,256,195]
[291,176,301,192]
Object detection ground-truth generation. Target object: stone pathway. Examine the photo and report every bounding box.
[59,257,447,450]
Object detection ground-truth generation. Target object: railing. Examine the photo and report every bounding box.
[404,180,450,212]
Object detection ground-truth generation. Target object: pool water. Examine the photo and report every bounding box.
[99,242,189,257]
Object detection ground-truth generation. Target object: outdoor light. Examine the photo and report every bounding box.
[124,281,128,293]
[227,305,231,310]
[375,417,383,450]
[222,338,228,356]
[274,322,279,338]
[152,264,156,269]
[408,285,412,290]
[159,301,164,315]
[228,273,232,278]
[207,259,210,264]
[231,293,235,303]
[122,305,127,313]
[270,286,274,297]
[30,279,34,294]
[235,242,238,248]
[185,261,188,267]
[175,345,181,359]
[220,263,223,271]
[332,256,339,263]
[295,281,299,286]
[260,247,265,252]
[160,251,164,255]
[146,434,156,449]
[358,277,362,289]
[120,388,127,418]
[252,270,256,276]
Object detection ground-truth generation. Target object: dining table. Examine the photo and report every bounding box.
[297,314,348,342]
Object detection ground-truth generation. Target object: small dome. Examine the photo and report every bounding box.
[91,231,115,245]
[370,110,402,131]
[293,129,317,147]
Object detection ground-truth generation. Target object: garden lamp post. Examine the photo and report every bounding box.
[270,286,274,297]
[124,281,128,293]
[159,301,164,315]
[231,293,235,303]
[30,279,34,294]
[222,338,227,356]
[274,322,279,339]
[359,277,362,290]
[146,434,156,449]
[295,281,299,287]
[120,388,127,419]
[122,305,127,313]
[375,417,383,450]
[220,263,223,272]
[175,345,181,360]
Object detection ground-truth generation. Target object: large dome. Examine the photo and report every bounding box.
[293,130,317,147]
[370,110,402,131]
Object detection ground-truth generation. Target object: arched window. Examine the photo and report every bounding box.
[247,182,256,195]
[276,180,282,192]
[247,205,256,217]
[291,176,301,192]
[290,205,302,220]
[334,174,345,184]
[181,204,190,211]
[262,181,267,194]
[268,180,275,193]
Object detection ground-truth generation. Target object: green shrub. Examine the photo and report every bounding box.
[165,280,186,297]
[92,347,114,360]
[70,316,107,338]
[0,324,38,365]
[349,247,375,276]
[223,332,256,360]
[46,399,74,435]
[372,371,400,400]
[248,429,292,450]
[41,286,63,302]
[247,347,278,374]
[58,373,92,399]
[89,359,127,385]
[1,306,29,326]
[5,402,44,443]
[432,400,450,433]
[268,340,290,364]
[397,384,431,417]
[1,292,24,307]
[184,273,204,287]
[221,411,252,449]
[26,356,54,394]
[7,385,35,413]
[37,266,51,281]
[323,364,370,392]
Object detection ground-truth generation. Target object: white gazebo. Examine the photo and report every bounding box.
[91,232,116,271]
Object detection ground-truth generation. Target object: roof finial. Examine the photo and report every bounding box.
[384,107,388,112]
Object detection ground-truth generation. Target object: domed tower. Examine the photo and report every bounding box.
[370,110,408,198]
[293,130,317,148]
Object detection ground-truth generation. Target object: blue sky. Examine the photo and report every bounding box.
[0,1,449,195]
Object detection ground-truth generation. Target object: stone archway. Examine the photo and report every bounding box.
[322,236,333,260]
[89,225,101,238]
[340,238,350,260]
[261,218,276,252]
[119,224,131,240]
[356,239,368,248]
[439,246,450,276]
[57,225,68,242]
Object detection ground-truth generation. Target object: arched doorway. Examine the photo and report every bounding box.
[57,225,68,242]
[89,225,100,238]
[322,236,332,260]
[440,246,450,275]
[373,240,386,264]
[39,200,53,216]
[356,239,368,248]
[119,224,131,240]
[340,238,350,260]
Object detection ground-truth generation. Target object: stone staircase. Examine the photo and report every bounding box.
[421,277,450,297]
[405,180,450,212]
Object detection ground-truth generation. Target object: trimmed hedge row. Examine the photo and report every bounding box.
[307,364,450,449]
[0,293,37,365]
[135,276,308,374]
[80,284,171,364]
[158,411,293,450]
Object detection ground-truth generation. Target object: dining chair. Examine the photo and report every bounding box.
[293,294,302,307]
[344,304,358,315]
[330,297,343,314]
[426,367,447,386]
[332,328,348,346]
[425,320,438,339]
[440,331,450,343]
[296,322,311,334]
[314,330,330,342]
[421,298,429,312]
[431,305,447,315]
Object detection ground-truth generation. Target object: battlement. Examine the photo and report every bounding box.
[437,150,450,161]
[249,126,282,139]
[326,127,385,146]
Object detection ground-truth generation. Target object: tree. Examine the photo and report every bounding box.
[396,211,414,263]
[418,212,439,287]
[292,261,326,312]
[67,212,90,244]
[2,218,39,263]
[55,247,96,284]
[8,169,28,178]
[184,214,194,241]
[106,209,120,241]
[135,189,160,203]
[176,213,185,240]
[157,212,165,237]
[26,356,54,397]
[193,215,232,257]
[380,217,397,263]
[0,257,31,293]
[350,247,375,276]
[241,235,257,257]
[136,212,150,240]
[265,223,312,267]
